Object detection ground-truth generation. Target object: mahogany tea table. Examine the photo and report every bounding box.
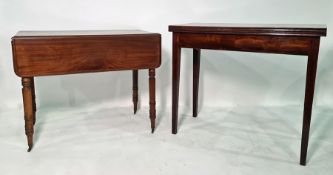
[11,30,161,151]
[169,23,327,165]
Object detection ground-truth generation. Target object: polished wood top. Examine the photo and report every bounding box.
[169,23,327,36]
[13,30,158,38]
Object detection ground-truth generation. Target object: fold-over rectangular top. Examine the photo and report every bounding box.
[169,23,327,37]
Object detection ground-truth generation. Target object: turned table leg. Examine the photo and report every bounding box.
[22,77,34,152]
[300,38,320,166]
[193,49,201,117]
[133,70,138,114]
[31,77,37,125]
[149,69,156,133]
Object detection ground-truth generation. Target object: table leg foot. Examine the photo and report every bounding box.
[134,105,137,114]
[172,130,177,134]
[151,120,155,133]
[27,144,33,152]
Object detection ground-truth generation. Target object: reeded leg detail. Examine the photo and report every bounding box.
[22,77,34,152]
[149,69,156,133]
[31,78,36,125]
[172,42,181,134]
[133,70,138,114]
[300,38,320,166]
[193,49,201,117]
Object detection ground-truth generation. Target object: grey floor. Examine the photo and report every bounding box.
[0,105,332,175]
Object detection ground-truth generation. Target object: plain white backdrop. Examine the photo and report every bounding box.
[0,0,333,175]
[0,0,332,110]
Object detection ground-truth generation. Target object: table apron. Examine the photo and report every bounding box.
[175,33,317,56]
